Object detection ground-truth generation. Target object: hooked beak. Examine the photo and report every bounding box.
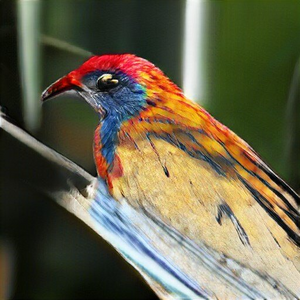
[41,72,106,118]
[41,74,84,102]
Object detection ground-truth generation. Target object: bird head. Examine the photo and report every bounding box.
[42,54,183,123]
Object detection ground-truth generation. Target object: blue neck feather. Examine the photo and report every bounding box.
[99,112,121,167]
[95,82,147,168]
[82,70,146,168]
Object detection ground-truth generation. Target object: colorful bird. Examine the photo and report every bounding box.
[42,54,300,296]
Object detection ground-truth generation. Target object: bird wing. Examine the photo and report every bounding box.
[4,109,300,298]
[111,118,300,295]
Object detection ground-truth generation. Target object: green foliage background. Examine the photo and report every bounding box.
[1,1,300,299]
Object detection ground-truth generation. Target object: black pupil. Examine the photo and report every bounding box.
[97,75,119,91]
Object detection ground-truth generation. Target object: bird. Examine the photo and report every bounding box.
[42,54,300,295]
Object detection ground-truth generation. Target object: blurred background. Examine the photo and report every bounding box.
[1,0,300,299]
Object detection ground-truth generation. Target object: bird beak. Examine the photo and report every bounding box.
[41,73,84,102]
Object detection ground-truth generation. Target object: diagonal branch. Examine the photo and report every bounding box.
[1,110,297,299]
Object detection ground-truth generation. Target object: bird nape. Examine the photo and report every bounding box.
[42,54,300,296]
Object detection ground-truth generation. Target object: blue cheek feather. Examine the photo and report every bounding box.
[98,86,146,166]
[84,70,147,168]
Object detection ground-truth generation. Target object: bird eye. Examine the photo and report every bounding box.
[97,74,119,91]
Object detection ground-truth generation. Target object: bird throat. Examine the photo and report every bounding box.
[93,115,120,184]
